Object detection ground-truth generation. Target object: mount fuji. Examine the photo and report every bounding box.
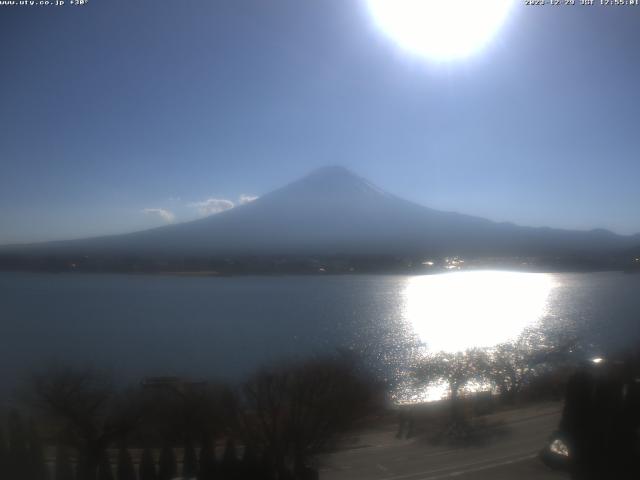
[2,166,639,270]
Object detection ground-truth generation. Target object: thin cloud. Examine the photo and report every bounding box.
[239,194,259,205]
[190,198,235,216]
[142,208,175,223]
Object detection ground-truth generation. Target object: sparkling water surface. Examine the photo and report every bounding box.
[2,271,639,396]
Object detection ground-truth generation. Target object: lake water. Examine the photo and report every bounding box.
[1,271,640,396]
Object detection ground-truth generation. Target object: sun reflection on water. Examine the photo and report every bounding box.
[402,270,556,353]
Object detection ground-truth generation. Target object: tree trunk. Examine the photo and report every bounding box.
[77,447,101,480]
[450,384,460,421]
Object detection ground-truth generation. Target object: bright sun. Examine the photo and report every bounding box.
[366,0,514,61]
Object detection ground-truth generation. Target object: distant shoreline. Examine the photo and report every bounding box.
[0,266,632,278]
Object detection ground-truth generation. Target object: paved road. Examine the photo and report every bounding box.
[322,403,569,480]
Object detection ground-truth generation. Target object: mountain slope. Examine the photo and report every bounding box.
[3,166,640,260]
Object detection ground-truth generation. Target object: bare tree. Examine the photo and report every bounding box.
[487,328,580,403]
[28,418,49,480]
[487,332,545,403]
[116,446,136,480]
[54,444,74,480]
[158,444,177,480]
[97,451,114,480]
[7,410,30,480]
[182,438,198,479]
[239,354,374,478]
[196,437,216,480]
[31,367,146,480]
[0,425,6,475]
[415,349,489,419]
[240,367,289,474]
[139,448,157,480]
[140,379,234,447]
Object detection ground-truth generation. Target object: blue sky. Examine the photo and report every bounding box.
[1,0,639,244]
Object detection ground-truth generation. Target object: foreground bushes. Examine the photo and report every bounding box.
[3,352,376,480]
[0,411,49,480]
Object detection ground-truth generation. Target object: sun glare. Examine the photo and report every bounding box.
[402,271,555,352]
[366,0,514,61]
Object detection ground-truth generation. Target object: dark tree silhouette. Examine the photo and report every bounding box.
[241,442,260,479]
[158,445,177,480]
[28,418,49,480]
[8,410,30,480]
[54,445,75,480]
[141,380,234,450]
[97,451,114,480]
[259,452,276,480]
[488,335,545,403]
[239,355,373,478]
[0,426,8,477]
[116,447,136,480]
[139,448,157,480]
[197,437,216,480]
[182,439,198,479]
[487,329,579,403]
[221,438,238,479]
[240,369,288,475]
[415,349,489,419]
[32,367,146,480]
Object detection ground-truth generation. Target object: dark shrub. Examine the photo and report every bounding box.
[116,447,136,480]
[158,445,177,480]
[139,448,157,480]
[54,445,75,480]
[182,439,198,479]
